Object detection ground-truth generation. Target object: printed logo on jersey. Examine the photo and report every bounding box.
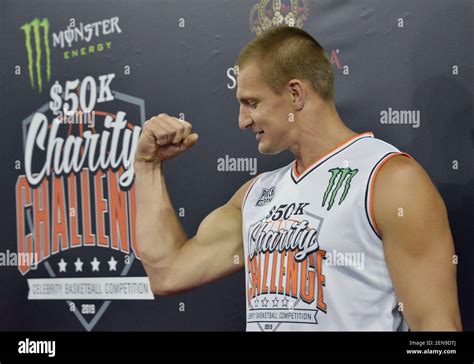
[255,187,275,207]
[246,202,327,331]
[322,167,358,210]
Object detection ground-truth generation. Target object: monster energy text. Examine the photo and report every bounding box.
[52,17,121,49]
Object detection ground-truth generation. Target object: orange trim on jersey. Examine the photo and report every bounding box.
[368,152,413,236]
[241,175,261,211]
[293,132,374,178]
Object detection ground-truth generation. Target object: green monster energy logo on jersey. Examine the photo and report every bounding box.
[322,167,359,210]
[20,18,51,92]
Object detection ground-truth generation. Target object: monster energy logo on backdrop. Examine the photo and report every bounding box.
[322,167,359,210]
[20,18,51,92]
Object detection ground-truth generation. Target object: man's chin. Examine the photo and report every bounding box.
[258,142,282,155]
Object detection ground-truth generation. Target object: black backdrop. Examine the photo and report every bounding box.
[0,0,472,331]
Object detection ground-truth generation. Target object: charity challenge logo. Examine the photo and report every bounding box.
[15,16,153,332]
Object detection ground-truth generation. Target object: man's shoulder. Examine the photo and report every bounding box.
[373,154,440,226]
[230,162,293,210]
[357,134,401,154]
[260,160,294,179]
[376,155,420,188]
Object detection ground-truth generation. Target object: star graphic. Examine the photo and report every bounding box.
[58,258,67,272]
[261,297,269,307]
[254,296,260,307]
[74,258,83,272]
[282,296,289,307]
[272,297,279,307]
[108,256,118,271]
[90,257,100,272]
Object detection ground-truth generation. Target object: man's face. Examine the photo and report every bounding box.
[236,62,294,155]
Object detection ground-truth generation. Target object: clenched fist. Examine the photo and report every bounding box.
[135,113,199,163]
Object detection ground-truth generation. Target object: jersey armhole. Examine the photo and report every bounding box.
[241,175,262,211]
[364,152,413,240]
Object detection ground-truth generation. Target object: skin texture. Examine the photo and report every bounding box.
[134,61,461,331]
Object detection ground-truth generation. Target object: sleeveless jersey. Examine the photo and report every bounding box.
[242,132,411,331]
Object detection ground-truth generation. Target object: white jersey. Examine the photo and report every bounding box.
[242,132,411,331]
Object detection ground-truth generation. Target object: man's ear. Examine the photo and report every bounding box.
[287,79,305,111]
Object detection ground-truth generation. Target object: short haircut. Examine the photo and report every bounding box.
[236,26,334,102]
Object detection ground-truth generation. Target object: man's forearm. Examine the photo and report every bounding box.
[134,160,188,265]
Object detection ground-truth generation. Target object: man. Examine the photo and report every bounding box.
[134,26,461,331]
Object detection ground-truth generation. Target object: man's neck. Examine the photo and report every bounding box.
[289,104,358,175]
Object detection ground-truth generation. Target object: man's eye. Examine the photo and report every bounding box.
[249,102,257,108]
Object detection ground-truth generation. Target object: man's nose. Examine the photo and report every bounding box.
[238,105,253,130]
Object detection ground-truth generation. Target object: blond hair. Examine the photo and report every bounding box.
[236,26,334,102]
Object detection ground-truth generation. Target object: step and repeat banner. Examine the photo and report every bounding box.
[0,0,472,331]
